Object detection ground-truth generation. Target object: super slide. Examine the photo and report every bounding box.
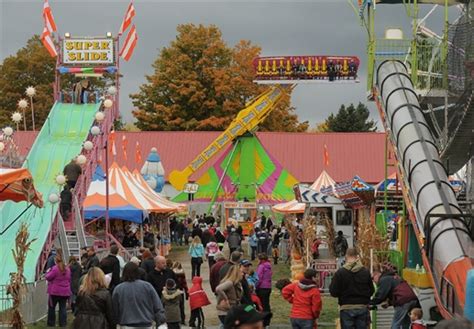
[0,102,100,287]
[376,60,473,317]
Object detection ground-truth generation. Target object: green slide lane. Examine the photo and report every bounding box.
[0,102,100,285]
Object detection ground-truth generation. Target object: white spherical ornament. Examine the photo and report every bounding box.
[83,141,94,151]
[48,193,60,204]
[103,99,113,109]
[11,112,22,123]
[3,127,13,136]
[95,112,105,122]
[55,174,66,185]
[0,142,4,152]
[107,86,117,95]
[18,99,28,109]
[25,86,36,97]
[76,154,87,165]
[90,126,101,136]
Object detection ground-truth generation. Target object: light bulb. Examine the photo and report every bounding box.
[25,86,36,97]
[91,126,101,136]
[55,175,66,185]
[11,112,22,123]
[83,141,94,151]
[107,86,117,95]
[76,154,87,165]
[3,127,13,136]
[95,112,105,122]
[48,193,60,204]
[18,99,28,109]
[103,99,113,109]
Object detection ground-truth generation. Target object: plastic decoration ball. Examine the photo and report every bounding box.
[55,174,66,185]
[25,86,36,97]
[0,142,4,152]
[11,112,22,123]
[76,154,87,165]
[48,193,60,204]
[3,127,13,136]
[18,99,28,109]
[95,112,105,122]
[151,147,157,152]
[83,141,94,151]
[103,99,113,109]
[90,126,101,136]
[107,86,117,95]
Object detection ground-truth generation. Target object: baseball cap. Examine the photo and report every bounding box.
[224,304,270,329]
[240,259,251,267]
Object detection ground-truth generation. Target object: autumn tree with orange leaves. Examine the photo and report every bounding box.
[132,24,308,132]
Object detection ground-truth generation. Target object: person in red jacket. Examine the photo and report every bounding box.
[282,268,322,329]
[189,276,211,328]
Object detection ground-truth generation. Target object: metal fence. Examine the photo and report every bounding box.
[0,280,47,326]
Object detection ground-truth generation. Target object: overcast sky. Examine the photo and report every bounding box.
[0,0,459,130]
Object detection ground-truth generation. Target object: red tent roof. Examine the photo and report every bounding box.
[14,131,386,183]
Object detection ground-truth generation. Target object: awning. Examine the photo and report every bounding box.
[0,168,43,207]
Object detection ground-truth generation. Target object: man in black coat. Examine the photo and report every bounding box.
[330,248,374,329]
[83,247,99,273]
[147,255,176,299]
[99,244,121,292]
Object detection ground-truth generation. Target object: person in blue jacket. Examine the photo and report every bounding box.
[188,236,205,277]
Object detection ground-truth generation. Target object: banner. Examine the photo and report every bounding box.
[63,39,114,65]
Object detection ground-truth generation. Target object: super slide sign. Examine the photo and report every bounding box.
[63,39,114,65]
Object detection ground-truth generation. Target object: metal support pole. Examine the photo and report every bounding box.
[105,138,110,248]
[29,96,35,131]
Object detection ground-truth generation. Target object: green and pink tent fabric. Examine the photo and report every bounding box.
[173,135,298,204]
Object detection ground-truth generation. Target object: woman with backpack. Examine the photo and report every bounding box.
[188,236,205,277]
[73,267,115,329]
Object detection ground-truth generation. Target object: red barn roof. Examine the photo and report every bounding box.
[13,131,386,183]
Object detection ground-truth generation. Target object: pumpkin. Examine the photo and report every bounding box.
[292,253,302,260]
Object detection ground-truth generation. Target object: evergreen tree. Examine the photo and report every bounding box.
[325,102,377,132]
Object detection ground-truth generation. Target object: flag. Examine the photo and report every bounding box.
[135,141,142,165]
[41,27,57,57]
[122,135,128,161]
[118,2,136,36]
[323,144,329,167]
[43,0,57,33]
[120,25,138,61]
[109,130,117,157]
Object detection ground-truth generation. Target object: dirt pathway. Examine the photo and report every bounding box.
[168,244,227,327]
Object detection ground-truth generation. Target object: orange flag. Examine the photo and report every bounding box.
[109,130,116,157]
[122,135,128,161]
[323,144,330,167]
[135,141,142,165]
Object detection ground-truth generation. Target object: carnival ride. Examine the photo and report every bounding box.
[357,0,473,320]
[253,55,360,83]
[0,102,102,286]
[169,55,361,195]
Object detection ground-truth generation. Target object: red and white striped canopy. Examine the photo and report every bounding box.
[310,170,336,191]
[108,162,184,213]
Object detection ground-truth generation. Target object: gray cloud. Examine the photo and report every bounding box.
[1,0,458,130]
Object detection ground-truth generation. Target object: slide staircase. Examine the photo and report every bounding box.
[375,60,473,318]
[0,102,102,288]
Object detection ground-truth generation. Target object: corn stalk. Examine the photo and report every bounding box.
[8,223,37,329]
[356,209,390,269]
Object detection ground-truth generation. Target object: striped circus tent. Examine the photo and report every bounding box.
[130,169,187,212]
[84,166,143,223]
[108,162,182,213]
[273,170,338,214]
[310,170,337,192]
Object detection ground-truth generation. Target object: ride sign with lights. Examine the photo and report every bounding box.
[63,38,114,65]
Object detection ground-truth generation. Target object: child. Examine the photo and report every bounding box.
[172,261,189,325]
[188,276,211,329]
[247,269,259,288]
[409,308,426,329]
[162,279,184,329]
[249,284,263,311]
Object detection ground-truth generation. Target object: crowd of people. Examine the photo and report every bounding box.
[43,213,472,329]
